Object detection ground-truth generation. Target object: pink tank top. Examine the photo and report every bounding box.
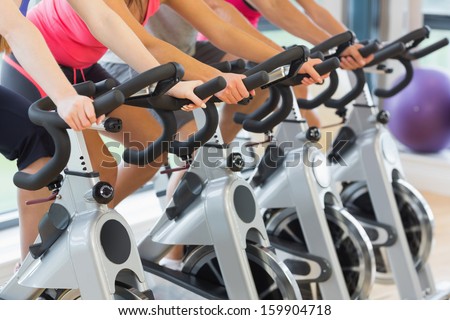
[227,0,261,28]
[198,0,262,41]
[27,0,160,69]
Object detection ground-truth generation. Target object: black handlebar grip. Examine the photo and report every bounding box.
[210,59,246,73]
[94,78,118,96]
[28,89,125,128]
[229,59,247,73]
[14,126,71,191]
[234,86,280,124]
[366,42,406,67]
[297,69,340,110]
[242,71,270,91]
[393,26,430,46]
[358,40,382,58]
[193,76,228,100]
[92,90,126,117]
[210,61,232,72]
[325,68,366,110]
[115,63,184,98]
[141,76,227,110]
[285,57,340,85]
[408,37,449,60]
[244,45,308,77]
[242,85,293,133]
[374,58,414,98]
[72,81,97,97]
[123,108,177,165]
[310,51,325,60]
[311,31,355,55]
[200,71,269,105]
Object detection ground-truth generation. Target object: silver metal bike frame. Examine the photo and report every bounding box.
[249,88,350,299]
[138,107,301,300]
[331,75,450,299]
[0,129,148,300]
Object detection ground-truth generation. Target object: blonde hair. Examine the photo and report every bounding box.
[0,36,10,53]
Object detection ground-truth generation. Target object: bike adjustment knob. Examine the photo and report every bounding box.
[306,126,321,142]
[377,110,390,124]
[92,181,115,204]
[227,152,245,172]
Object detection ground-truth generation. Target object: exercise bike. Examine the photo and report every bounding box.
[326,26,450,299]
[136,47,315,300]
[233,32,379,300]
[0,63,196,299]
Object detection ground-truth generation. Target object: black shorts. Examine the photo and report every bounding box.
[1,54,115,102]
[0,55,116,170]
[0,85,54,170]
[193,41,227,65]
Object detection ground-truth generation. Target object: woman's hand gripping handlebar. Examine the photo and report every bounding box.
[14,63,193,190]
[13,80,123,191]
[310,31,379,70]
[323,40,403,112]
[149,71,270,159]
[295,39,381,111]
[231,41,344,133]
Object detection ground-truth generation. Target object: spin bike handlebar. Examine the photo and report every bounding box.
[310,30,380,59]
[296,38,380,110]
[232,35,377,130]
[124,76,228,165]
[323,41,405,111]
[311,30,355,56]
[391,25,430,48]
[230,46,309,133]
[14,81,123,191]
[373,39,449,97]
[210,59,247,73]
[234,58,340,133]
[158,71,269,158]
[322,26,448,113]
[211,59,246,73]
[164,46,310,157]
[370,26,448,98]
[14,63,199,190]
[316,41,390,109]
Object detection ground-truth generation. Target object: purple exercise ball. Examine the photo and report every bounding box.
[383,67,450,153]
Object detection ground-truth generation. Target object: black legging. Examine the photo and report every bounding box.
[0,85,54,170]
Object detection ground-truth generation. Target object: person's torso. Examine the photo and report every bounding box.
[148,4,197,56]
[28,0,160,69]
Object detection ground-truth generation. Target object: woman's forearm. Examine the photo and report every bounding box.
[2,7,77,103]
[250,0,331,45]
[296,0,347,36]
